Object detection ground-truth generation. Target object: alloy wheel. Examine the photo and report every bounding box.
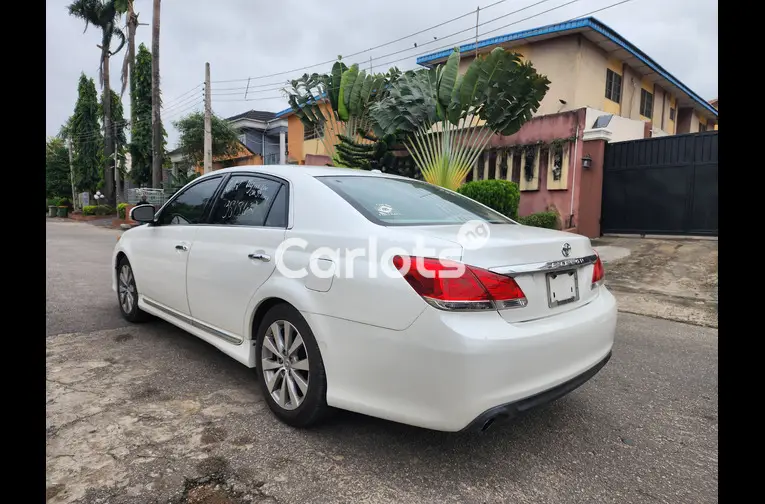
[118,264,136,314]
[261,320,310,411]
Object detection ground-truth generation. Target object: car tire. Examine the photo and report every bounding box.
[255,303,330,428]
[116,256,151,323]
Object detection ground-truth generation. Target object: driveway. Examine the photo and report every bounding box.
[46,220,718,504]
[594,237,718,328]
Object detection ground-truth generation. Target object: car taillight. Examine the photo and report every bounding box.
[592,253,605,288]
[392,255,527,311]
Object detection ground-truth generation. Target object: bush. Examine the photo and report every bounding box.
[517,211,559,229]
[82,205,116,216]
[456,179,520,219]
[117,203,129,219]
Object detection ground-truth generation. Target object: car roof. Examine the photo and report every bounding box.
[197,165,406,180]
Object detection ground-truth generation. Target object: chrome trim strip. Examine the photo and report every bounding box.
[490,254,598,276]
[143,297,193,325]
[142,298,243,345]
[191,320,243,346]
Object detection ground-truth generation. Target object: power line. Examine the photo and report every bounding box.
[209,0,517,84]
[204,0,568,98]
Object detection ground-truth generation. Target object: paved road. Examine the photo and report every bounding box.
[46,220,718,504]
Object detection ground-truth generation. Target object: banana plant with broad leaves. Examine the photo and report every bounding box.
[284,60,401,168]
[369,47,550,190]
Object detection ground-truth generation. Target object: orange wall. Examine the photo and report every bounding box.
[287,115,304,162]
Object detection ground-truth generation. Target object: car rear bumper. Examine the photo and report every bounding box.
[461,350,612,432]
[303,286,617,432]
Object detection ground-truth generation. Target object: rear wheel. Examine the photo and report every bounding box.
[255,304,329,427]
[117,257,150,323]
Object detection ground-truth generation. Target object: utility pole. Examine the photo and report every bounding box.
[204,62,212,174]
[475,6,480,60]
[151,0,163,189]
[114,120,121,202]
[67,139,77,210]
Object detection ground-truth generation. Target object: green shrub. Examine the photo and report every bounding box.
[517,211,559,229]
[117,203,129,219]
[82,205,116,216]
[456,179,520,219]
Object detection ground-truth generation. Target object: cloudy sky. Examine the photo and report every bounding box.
[46,0,717,147]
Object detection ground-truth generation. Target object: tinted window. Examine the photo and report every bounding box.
[264,184,288,228]
[158,177,222,225]
[210,175,282,226]
[318,176,515,226]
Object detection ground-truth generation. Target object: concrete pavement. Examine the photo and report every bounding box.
[46,220,718,504]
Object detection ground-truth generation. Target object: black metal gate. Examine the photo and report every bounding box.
[601,131,718,236]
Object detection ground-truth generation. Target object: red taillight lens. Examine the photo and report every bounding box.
[392,255,527,311]
[592,253,605,287]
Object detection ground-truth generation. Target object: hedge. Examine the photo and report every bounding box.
[517,211,559,229]
[456,179,520,219]
[82,205,117,216]
[117,203,129,220]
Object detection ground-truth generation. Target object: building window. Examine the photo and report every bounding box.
[669,107,676,121]
[640,89,654,118]
[605,69,622,103]
[698,123,707,132]
[304,123,324,141]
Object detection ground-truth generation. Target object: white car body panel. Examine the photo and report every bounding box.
[113,165,617,432]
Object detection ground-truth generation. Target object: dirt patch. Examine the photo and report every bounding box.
[115,333,134,343]
[129,385,162,400]
[46,483,66,501]
[594,237,718,327]
[201,425,228,444]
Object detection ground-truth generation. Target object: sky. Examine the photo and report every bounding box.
[46,0,718,148]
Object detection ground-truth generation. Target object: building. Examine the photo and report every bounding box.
[226,110,289,165]
[416,17,718,136]
[167,108,291,176]
[275,102,334,165]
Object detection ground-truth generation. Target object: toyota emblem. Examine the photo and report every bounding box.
[562,243,571,257]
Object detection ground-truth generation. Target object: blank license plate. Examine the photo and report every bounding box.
[546,270,579,308]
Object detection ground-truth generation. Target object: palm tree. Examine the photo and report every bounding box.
[118,0,138,97]
[67,0,126,204]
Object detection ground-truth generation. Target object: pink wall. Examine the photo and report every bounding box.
[488,109,586,228]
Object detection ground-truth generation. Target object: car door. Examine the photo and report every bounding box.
[186,173,289,342]
[130,175,224,316]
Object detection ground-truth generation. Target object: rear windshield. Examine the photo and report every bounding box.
[317,175,515,226]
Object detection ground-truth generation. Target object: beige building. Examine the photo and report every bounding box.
[417,17,718,137]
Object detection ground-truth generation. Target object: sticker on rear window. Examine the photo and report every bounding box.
[375,203,397,216]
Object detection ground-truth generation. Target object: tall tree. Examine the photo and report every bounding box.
[129,44,166,185]
[173,112,240,169]
[46,137,72,199]
[130,43,153,185]
[117,0,138,96]
[67,0,127,204]
[100,89,127,198]
[71,74,103,195]
[151,0,163,188]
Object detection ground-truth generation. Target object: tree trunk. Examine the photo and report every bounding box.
[102,48,115,205]
[151,0,163,189]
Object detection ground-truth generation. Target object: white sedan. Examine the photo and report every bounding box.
[113,166,616,432]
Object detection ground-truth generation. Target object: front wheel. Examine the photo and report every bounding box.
[117,257,150,323]
[255,304,330,428]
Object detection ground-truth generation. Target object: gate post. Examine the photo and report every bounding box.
[577,128,612,238]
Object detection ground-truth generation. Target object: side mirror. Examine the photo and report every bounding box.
[130,204,156,223]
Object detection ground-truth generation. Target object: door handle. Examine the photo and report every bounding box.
[175,244,188,251]
[248,253,271,262]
